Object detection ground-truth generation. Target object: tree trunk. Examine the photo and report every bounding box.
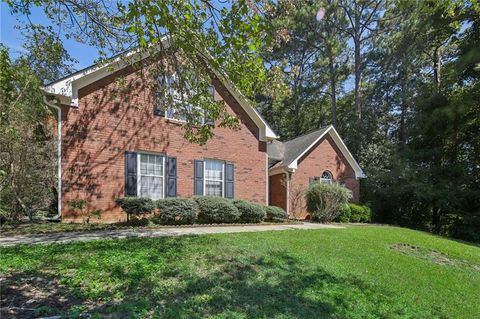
[433,46,441,94]
[328,57,338,128]
[354,3,362,120]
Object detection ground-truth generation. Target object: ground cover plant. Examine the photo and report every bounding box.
[1,226,479,318]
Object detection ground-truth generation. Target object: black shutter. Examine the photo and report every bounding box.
[125,151,137,196]
[225,162,234,199]
[194,160,204,195]
[166,156,177,197]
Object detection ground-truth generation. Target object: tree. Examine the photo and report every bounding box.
[338,0,383,120]
[5,0,273,144]
[0,46,56,221]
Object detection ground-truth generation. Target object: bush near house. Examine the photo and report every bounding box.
[334,204,352,223]
[115,197,156,221]
[265,206,288,222]
[349,203,372,223]
[233,200,266,223]
[155,198,198,225]
[305,183,352,222]
[192,196,240,224]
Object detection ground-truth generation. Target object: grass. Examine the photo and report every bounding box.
[1,225,479,318]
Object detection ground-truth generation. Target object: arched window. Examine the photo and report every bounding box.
[320,170,333,184]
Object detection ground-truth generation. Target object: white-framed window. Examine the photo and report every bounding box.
[320,170,333,184]
[155,73,214,124]
[138,153,165,199]
[204,159,224,197]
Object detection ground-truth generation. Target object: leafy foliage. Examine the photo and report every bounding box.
[115,197,155,221]
[348,204,372,223]
[233,199,266,223]
[265,205,288,222]
[305,183,352,222]
[193,196,240,224]
[155,198,198,225]
[334,204,351,223]
[0,46,57,222]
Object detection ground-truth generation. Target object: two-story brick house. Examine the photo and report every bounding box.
[43,50,364,222]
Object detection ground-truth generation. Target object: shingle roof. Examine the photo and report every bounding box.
[267,126,330,169]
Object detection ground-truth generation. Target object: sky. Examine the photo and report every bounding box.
[0,2,99,70]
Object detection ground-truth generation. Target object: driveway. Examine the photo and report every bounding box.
[0,223,343,247]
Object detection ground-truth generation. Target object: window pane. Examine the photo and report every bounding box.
[204,160,224,197]
[205,180,222,197]
[140,155,148,175]
[140,176,163,199]
[205,160,223,181]
[139,153,164,199]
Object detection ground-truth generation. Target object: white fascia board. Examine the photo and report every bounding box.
[286,125,366,179]
[287,126,332,170]
[43,48,148,106]
[207,67,278,142]
[329,126,366,179]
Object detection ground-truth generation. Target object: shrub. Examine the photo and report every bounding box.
[69,199,102,224]
[349,203,372,223]
[156,198,198,225]
[265,206,288,222]
[192,196,240,224]
[115,197,155,221]
[233,200,266,223]
[334,204,352,223]
[305,183,352,222]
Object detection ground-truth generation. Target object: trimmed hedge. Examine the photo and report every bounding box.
[115,197,155,221]
[334,204,352,223]
[233,200,266,223]
[265,206,288,222]
[192,196,240,224]
[349,203,372,223]
[156,198,198,225]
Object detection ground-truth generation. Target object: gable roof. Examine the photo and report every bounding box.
[267,125,365,179]
[42,40,278,142]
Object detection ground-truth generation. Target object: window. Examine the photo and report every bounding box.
[155,73,215,124]
[204,160,224,197]
[138,153,165,199]
[320,170,333,184]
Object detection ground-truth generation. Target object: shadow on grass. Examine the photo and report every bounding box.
[1,236,409,318]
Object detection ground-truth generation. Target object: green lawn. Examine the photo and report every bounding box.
[1,226,479,318]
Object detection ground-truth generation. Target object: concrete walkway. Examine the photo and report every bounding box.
[0,223,343,247]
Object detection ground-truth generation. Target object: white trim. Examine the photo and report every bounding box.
[286,125,365,179]
[137,152,166,199]
[203,159,225,197]
[43,96,62,219]
[42,39,278,142]
[285,172,290,216]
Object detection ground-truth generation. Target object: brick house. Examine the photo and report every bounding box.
[43,52,363,222]
[268,126,365,219]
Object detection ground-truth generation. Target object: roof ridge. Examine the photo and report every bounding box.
[284,125,331,143]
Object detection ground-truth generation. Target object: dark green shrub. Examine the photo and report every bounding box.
[233,200,266,223]
[334,204,352,223]
[349,203,372,223]
[115,197,155,221]
[192,196,240,224]
[265,206,288,222]
[305,183,353,222]
[156,198,198,225]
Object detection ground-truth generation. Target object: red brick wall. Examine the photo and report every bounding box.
[60,66,267,222]
[288,134,360,219]
[269,173,287,211]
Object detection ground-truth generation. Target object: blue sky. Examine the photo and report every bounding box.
[1,2,99,69]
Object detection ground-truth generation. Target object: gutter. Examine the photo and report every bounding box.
[43,96,62,220]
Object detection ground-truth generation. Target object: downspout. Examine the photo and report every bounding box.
[43,96,62,220]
